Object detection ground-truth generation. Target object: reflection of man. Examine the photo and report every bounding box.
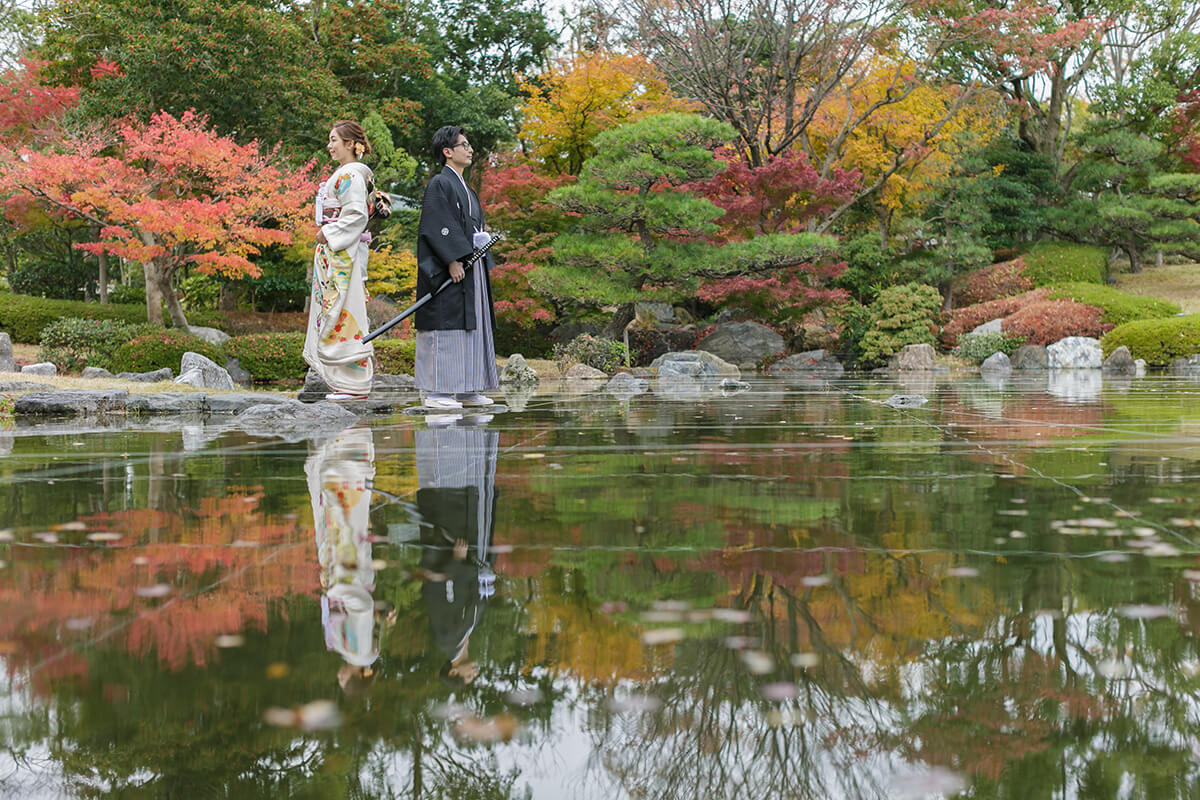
[415,425,499,686]
[305,428,393,689]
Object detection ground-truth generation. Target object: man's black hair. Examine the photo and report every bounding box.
[433,125,465,166]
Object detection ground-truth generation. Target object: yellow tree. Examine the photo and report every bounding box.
[517,49,691,175]
[806,54,1003,245]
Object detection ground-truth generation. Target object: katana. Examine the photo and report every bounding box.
[363,233,504,344]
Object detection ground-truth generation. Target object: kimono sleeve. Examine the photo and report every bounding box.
[321,168,369,252]
[419,178,473,276]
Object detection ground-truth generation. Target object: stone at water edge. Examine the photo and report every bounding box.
[116,367,173,383]
[500,354,539,386]
[895,344,936,371]
[1012,345,1049,370]
[883,394,928,409]
[606,372,649,398]
[695,321,785,369]
[1047,336,1103,369]
[980,351,1012,377]
[81,366,115,379]
[175,351,236,390]
[0,332,14,372]
[650,350,740,379]
[1101,345,1137,375]
[565,363,608,380]
[21,362,57,377]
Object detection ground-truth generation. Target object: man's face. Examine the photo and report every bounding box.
[444,134,473,170]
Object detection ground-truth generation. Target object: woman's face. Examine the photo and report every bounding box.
[328,128,356,165]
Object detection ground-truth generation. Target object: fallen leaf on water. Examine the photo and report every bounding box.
[801,575,831,587]
[711,608,752,624]
[1098,553,1130,563]
[132,556,150,566]
[522,453,545,460]
[454,712,520,743]
[599,601,627,614]
[296,700,342,730]
[266,662,290,679]
[0,529,12,542]
[1097,658,1131,679]
[86,532,122,542]
[761,682,799,701]
[506,688,543,706]
[54,521,87,531]
[1118,604,1171,620]
[33,532,58,544]
[947,567,978,578]
[608,694,662,714]
[790,652,819,669]
[641,610,685,623]
[724,636,759,650]
[64,618,94,631]
[216,634,244,648]
[740,650,774,675]
[135,584,172,599]
[642,628,685,646]
[0,641,19,655]
[1183,570,1200,582]
[889,766,968,799]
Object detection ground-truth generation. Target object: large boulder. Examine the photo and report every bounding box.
[695,321,784,369]
[81,366,115,379]
[565,363,608,380]
[1171,355,1200,377]
[14,389,129,415]
[1047,336,1103,369]
[186,325,231,345]
[606,371,649,399]
[969,318,1004,336]
[634,302,675,324]
[126,393,208,414]
[175,351,236,390]
[1012,345,1049,370]
[21,362,57,377]
[206,392,298,414]
[626,325,698,366]
[0,332,13,372]
[766,349,844,379]
[1102,345,1137,376]
[980,351,1012,377]
[500,354,539,386]
[234,400,357,441]
[895,344,936,371]
[650,350,740,379]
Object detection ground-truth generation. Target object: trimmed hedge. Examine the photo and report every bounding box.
[1021,242,1108,286]
[1048,283,1180,327]
[225,332,307,382]
[110,329,224,373]
[374,338,416,375]
[1102,315,1200,366]
[0,291,225,343]
[38,318,153,373]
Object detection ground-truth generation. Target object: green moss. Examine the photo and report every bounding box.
[1101,315,1200,366]
[1022,242,1108,286]
[1049,283,1180,326]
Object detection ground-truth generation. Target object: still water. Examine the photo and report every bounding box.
[3,374,1200,799]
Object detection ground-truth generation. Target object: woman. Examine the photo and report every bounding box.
[303,120,376,401]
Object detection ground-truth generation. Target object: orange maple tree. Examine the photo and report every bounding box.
[0,109,316,327]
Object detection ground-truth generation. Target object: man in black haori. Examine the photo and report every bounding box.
[414,125,499,411]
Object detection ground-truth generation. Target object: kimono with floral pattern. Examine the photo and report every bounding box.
[303,161,374,394]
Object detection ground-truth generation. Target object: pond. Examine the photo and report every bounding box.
[3,373,1200,798]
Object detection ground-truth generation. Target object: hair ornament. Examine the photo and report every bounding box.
[354,142,364,158]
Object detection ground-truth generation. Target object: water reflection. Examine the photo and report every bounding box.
[415,423,498,688]
[306,427,393,690]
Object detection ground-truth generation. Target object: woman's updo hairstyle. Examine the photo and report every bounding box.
[332,120,372,160]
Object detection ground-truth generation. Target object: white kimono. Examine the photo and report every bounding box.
[303,161,375,395]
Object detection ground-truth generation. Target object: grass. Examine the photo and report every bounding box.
[1115,262,1200,314]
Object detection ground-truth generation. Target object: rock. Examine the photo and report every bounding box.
[634,302,675,324]
[980,351,1012,377]
[186,325,231,345]
[650,350,740,380]
[0,381,53,392]
[1171,355,1200,377]
[1102,345,1137,375]
[81,366,115,379]
[720,378,750,394]
[1047,336,1103,369]
[116,367,173,383]
[970,318,1004,336]
[234,400,358,440]
[225,357,251,384]
[626,325,698,366]
[696,321,784,369]
[500,354,540,386]
[372,373,416,392]
[175,352,236,390]
[1012,345,1049,370]
[206,392,297,414]
[0,332,13,372]
[1135,358,1147,377]
[565,363,608,380]
[298,369,333,402]
[766,350,844,379]
[21,362,57,376]
[673,306,696,325]
[714,307,748,324]
[126,393,208,414]
[790,324,837,352]
[14,389,129,415]
[895,344,936,371]
[606,371,648,399]
[883,394,928,409]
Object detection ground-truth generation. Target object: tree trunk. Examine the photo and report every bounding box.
[601,303,636,340]
[218,281,239,311]
[144,261,165,326]
[97,250,109,304]
[1125,245,1143,274]
[158,266,190,329]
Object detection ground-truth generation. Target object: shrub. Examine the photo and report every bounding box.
[953,331,1026,363]
[0,291,226,342]
[951,257,1032,307]
[111,329,224,373]
[180,273,220,311]
[941,290,1051,346]
[856,283,942,368]
[1102,315,1200,366]
[38,317,152,373]
[553,333,629,373]
[107,284,146,305]
[1048,283,1180,327]
[1003,299,1111,345]
[374,338,416,375]
[225,332,307,382]
[1021,242,1107,286]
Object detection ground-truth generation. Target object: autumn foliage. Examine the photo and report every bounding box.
[0,57,80,143]
[950,257,1034,307]
[0,110,316,327]
[941,289,1112,346]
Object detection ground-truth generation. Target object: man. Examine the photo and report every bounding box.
[414,125,499,411]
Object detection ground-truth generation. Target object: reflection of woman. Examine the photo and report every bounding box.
[415,426,499,686]
[306,427,392,682]
[303,120,376,402]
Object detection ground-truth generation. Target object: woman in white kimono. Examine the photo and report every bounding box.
[303,120,376,401]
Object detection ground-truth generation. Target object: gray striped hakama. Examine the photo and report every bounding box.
[414,263,499,395]
[416,426,498,555]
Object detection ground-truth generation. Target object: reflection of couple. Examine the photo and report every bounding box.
[416,425,499,687]
[306,423,498,689]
